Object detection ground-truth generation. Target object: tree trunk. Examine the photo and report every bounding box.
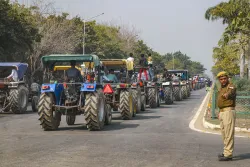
[248,41,250,79]
[240,50,245,78]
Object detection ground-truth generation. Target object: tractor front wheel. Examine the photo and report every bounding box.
[66,115,76,125]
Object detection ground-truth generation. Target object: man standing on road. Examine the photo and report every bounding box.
[217,71,236,161]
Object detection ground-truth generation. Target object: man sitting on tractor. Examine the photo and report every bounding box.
[65,60,83,82]
[7,68,18,82]
[162,68,172,81]
[107,69,118,83]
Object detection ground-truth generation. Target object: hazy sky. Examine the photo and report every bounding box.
[20,0,226,75]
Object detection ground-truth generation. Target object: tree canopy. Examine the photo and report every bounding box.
[0,0,206,80]
[205,0,250,77]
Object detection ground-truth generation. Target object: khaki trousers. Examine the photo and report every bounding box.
[219,109,236,157]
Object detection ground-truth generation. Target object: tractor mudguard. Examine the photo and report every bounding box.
[81,83,97,92]
[41,83,64,105]
[162,82,171,86]
[146,82,156,88]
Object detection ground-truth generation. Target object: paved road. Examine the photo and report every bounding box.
[0,89,250,167]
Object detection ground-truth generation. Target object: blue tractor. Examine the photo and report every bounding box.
[0,63,33,113]
[38,54,111,131]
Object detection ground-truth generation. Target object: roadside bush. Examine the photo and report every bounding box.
[231,77,250,91]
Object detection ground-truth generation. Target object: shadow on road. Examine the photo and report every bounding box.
[57,125,88,131]
[55,122,139,132]
[185,96,202,100]
[233,153,250,161]
[0,111,35,115]
[103,122,139,131]
[139,111,157,114]
[133,115,162,120]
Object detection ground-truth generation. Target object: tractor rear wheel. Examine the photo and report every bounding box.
[38,93,61,131]
[132,88,141,113]
[174,86,182,101]
[181,86,188,99]
[187,86,191,97]
[157,90,160,107]
[164,87,173,104]
[9,85,29,114]
[141,93,146,111]
[105,104,112,125]
[119,90,134,120]
[32,96,39,112]
[84,89,105,131]
[66,115,76,125]
[148,88,157,108]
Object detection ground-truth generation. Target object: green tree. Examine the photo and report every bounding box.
[0,0,39,61]
[205,0,250,78]
[212,43,240,76]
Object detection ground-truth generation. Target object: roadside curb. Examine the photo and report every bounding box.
[202,100,250,134]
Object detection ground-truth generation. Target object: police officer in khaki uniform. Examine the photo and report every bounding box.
[217,71,236,161]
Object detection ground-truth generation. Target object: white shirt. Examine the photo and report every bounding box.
[127,57,134,62]
[8,69,18,82]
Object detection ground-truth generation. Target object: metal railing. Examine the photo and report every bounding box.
[209,82,250,129]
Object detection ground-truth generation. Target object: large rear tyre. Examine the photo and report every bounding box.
[66,115,76,125]
[105,104,112,125]
[141,94,146,111]
[164,87,173,104]
[38,93,61,131]
[9,85,29,114]
[187,85,191,97]
[84,89,105,131]
[157,91,160,107]
[32,96,39,112]
[132,88,141,113]
[174,86,182,101]
[148,88,157,108]
[181,86,188,99]
[119,90,134,120]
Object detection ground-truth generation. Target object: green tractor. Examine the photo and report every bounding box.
[101,59,139,120]
[168,70,190,101]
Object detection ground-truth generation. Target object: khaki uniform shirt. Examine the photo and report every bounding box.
[217,83,236,109]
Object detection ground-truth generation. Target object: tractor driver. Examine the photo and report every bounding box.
[107,69,118,83]
[65,60,83,82]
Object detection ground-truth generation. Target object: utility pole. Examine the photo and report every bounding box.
[173,55,175,70]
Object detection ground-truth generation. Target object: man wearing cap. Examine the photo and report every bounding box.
[217,71,236,161]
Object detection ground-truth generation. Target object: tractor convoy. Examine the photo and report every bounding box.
[0,54,207,131]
